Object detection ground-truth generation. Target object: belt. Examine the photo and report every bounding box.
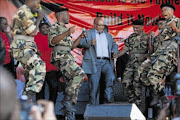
[13,35,34,42]
[97,57,110,60]
[133,53,147,57]
[53,45,71,52]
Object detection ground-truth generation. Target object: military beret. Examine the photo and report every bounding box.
[132,19,144,25]
[160,3,175,11]
[40,1,68,13]
[155,18,166,25]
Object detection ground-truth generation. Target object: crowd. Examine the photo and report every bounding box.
[0,0,180,120]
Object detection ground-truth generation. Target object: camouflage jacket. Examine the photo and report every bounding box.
[151,16,180,59]
[153,32,164,52]
[48,22,74,62]
[48,22,73,48]
[149,32,164,60]
[160,16,180,42]
[10,5,36,36]
[123,32,149,61]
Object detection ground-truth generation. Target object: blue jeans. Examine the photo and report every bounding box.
[88,59,115,104]
[15,79,25,99]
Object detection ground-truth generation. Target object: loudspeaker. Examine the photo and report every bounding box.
[84,103,146,120]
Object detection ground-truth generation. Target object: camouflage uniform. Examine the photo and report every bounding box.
[10,5,46,93]
[48,22,85,104]
[139,16,180,93]
[122,32,149,105]
[138,32,164,86]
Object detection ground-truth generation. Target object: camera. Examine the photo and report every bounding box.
[20,95,44,120]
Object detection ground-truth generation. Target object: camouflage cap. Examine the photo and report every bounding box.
[132,19,144,25]
[160,3,175,11]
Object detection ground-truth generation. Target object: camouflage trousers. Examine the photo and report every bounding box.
[53,53,85,104]
[138,52,176,93]
[122,59,143,105]
[10,39,46,93]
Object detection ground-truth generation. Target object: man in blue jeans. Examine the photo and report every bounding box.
[79,17,118,104]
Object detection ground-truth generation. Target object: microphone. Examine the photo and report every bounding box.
[151,32,155,46]
[82,28,88,43]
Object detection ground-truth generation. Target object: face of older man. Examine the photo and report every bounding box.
[157,20,166,31]
[30,0,41,13]
[94,18,105,33]
[161,7,174,20]
[132,25,143,35]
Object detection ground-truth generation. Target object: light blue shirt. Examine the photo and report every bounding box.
[95,30,109,58]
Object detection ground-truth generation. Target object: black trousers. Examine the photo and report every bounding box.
[116,53,129,78]
[36,70,61,105]
[3,60,16,78]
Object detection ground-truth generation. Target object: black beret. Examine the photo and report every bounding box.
[132,19,144,25]
[155,18,166,25]
[40,1,68,13]
[160,3,175,11]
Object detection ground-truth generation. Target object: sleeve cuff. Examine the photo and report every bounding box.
[49,34,57,46]
[25,25,36,34]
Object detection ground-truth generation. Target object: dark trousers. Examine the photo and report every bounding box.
[36,70,60,105]
[116,53,129,78]
[4,60,16,78]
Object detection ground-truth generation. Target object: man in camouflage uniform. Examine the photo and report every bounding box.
[118,19,149,108]
[48,7,85,120]
[10,0,46,103]
[138,18,167,106]
[139,3,180,108]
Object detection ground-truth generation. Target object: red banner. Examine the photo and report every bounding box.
[45,0,180,41]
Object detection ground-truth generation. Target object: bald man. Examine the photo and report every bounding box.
[79,17,118,104]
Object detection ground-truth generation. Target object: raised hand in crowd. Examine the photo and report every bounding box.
[31,100,57,120]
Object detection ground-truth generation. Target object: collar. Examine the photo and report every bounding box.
[0,30,7,35]
[57,21,65,27]
[36,32,47,36]
[134,31,144,36]
[95,29,104,34]
[166,15,176,23]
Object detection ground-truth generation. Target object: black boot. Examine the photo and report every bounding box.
[61,96,76,112]
[65,111,76,120]
[158,89,169,108]
[160,95,169,108]
[150,89,160,106]
[26,90,35,104]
